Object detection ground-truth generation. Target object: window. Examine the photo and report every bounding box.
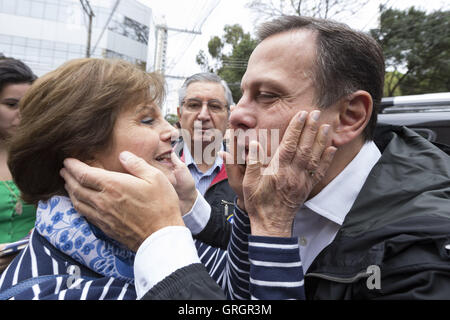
[40,48,54,58]
[1,0,17,14]
[109,14,149,45]
[27,38,41,48]
[12,45,26,56]
[13,36,27,46]
[44,3,58,21]
[16,0,31,16]
[41,40,54,50]
[0,34,12,45]
[30,1,45,19]
[54,42,68,52]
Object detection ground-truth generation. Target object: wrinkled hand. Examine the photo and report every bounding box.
[170,152,197,215]
[60,151,184,251]
[243,110,337,237]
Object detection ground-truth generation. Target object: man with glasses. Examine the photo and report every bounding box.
[174,73,236,249]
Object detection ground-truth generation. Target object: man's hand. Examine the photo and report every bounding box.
[60,151,184,252]
[170,152,198,215]
[243,110,337,237]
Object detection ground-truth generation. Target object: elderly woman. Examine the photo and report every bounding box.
[0,58,37,248]
[0,59,250,300]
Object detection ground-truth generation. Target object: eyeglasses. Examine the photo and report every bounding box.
[182,98,227,113]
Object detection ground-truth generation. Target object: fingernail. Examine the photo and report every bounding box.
[119,151,133,163]
[311,110,321,121]
[298,111,307,122]
[330,147,337,157]
[322,125,330,136]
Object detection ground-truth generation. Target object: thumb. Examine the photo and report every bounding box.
[119,151,161,181]
[170,151,185,169]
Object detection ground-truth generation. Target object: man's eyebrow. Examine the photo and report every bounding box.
[185,98,223,103]
[184,98,202,102]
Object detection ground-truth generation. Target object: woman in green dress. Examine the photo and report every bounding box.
[0,57,37,246]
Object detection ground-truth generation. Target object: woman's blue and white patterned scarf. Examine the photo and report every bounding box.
[35,196,135,284]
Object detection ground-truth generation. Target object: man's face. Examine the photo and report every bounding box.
[178,81,229,150]
[229,29,336,163]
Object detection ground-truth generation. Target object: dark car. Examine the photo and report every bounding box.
[377,92,450,146]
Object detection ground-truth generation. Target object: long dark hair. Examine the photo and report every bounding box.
[0,57,37,93]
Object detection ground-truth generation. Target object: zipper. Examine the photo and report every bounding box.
[305,270,370,284]
[221,200,234,217]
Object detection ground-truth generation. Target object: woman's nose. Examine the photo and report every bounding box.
[160,119,178,142]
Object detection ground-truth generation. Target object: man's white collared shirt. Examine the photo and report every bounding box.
[293,141,381,273]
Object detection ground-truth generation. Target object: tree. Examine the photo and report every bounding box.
[164,113,179,126]
[370,7,450,96]
[246,0,369,22]
[384,71,403,97]
[196,24,258,102]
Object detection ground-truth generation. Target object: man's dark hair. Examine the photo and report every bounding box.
[257,16,385,141]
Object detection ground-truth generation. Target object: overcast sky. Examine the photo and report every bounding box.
[137,0,448,114]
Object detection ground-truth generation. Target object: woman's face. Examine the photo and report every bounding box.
[0,82,30,139]
[94,102,178,184]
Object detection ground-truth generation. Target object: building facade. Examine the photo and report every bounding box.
[0,0,157,76]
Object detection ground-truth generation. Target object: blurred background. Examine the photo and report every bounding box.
[0,0,448,120]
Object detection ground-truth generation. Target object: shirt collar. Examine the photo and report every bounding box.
[303,141,381,225]
[183,142,224,175]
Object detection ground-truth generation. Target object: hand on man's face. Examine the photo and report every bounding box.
[60,152,184,252]
[225,110,337,237]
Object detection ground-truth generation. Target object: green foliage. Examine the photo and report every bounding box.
[164,113,179,125]
[196,24,258,102]
[384,71,403,97]
[371,7,450,96]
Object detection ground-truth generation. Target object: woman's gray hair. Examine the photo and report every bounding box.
[178,72,234,109]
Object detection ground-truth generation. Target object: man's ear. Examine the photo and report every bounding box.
[332,90,372,146]
[177,106,182,119]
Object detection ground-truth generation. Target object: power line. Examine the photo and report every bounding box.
[166,0,221,74]
[361,0,393,31]
[91,0,121,55]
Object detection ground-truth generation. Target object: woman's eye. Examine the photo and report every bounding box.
[2,101,18,109]
[141,117,154,125]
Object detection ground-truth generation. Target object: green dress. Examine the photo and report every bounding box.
[0,180,36,243]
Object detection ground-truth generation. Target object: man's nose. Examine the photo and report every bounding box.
[197,103,211,121]
[229,97,256,130]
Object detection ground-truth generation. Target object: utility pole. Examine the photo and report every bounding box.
[154,24,201,75]
[80,0,95,57]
